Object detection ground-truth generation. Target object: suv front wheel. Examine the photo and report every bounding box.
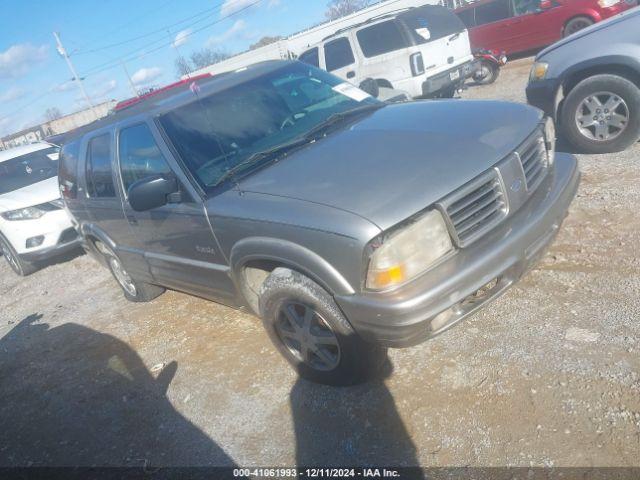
[259,268,387,386]
[0,234,37,276]
[561,74,640,153]
[95,241,165,302]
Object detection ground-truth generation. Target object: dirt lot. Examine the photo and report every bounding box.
[1,57,640,470]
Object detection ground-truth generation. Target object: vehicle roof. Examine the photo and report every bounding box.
[0,142,54,164]
[320,5,452,42]
[62,60,295,145]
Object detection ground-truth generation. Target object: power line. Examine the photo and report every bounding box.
[72,0,234,56]
[82,0,264,78]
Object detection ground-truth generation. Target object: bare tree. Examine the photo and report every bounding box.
[190,48,229,70]
[325,0,371,20]
[44,107,63,122]
[174,56,191,77]
[250,35,283,50]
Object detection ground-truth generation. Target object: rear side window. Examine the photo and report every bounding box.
[86,134,116,198]
[299,48,319,67]
[475,0,511,25]
[456,8,476,28]
[59,141,80,199]
[356,21,408,58]
[401,6,467,43]
[324,37,355,71]
[118,123,172,194]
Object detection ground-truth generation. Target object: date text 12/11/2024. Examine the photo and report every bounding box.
[233,468,402,478]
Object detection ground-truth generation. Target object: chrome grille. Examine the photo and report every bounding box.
[517,130,548,192]
[439,169,507,247]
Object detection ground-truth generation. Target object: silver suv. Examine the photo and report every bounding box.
[60,61,579,385]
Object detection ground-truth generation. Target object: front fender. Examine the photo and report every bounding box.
[230,237,355,297]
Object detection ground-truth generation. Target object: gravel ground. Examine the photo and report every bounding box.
[1,56,639,470]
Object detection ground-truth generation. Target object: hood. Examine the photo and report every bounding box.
[537,8,639,59]
[238,100,542,231]
[0,177,60,213]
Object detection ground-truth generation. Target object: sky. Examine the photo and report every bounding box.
[0,0,329,137]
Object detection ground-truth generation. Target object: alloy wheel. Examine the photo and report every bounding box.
[1,238,20,274]
[274,301,341,371]
[108,256,137,297]
[575,92,629,142]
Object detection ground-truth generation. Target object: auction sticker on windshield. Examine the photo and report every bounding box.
[332,83,371,102]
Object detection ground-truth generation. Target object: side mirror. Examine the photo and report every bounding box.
[359,78,380,98]
[128,175,180,212]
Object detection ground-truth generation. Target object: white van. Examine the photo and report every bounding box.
[298,5,475,99]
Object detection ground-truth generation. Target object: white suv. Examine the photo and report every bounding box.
[298,5,475,99]
[0,142,79,275]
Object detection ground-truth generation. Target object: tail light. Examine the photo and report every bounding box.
[410,53,425,77]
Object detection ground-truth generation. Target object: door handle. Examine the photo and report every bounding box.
[346,71,355,79]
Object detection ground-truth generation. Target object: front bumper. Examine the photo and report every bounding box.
[19,228,81,262]
[1,209,81,262]
[422,60,475,96]
[335,152,580,348]
[526,78,560,118]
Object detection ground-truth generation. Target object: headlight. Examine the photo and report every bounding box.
[598,0,619,7]
[1,206,46,221]
[366,209,453,290]
[543,116,556,165]
[529,61,548,82]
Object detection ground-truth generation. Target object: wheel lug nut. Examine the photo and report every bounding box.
[599,120,604,125]
[596,109,601,113]
[607,116,611,120]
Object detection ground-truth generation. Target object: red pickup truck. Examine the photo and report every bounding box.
[455,0,633,55]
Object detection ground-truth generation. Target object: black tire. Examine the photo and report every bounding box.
[259,268,387,386]
[95,241,165,302]
[0,233,38,276]
[473,60,500,85]
[561,74,640,154]
[438,86,457,99]
[563,16,594,37]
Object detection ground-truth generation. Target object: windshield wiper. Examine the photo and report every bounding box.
[213,103,384,187]
[213,137,312,187]
[301,103,385,141]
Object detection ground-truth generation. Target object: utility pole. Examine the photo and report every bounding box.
[120,60,139,97]
[53,31,99,120]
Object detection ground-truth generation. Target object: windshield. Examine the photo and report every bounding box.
[0,147,59,195]
[159,62,381,189]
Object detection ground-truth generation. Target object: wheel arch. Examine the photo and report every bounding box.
[375,78,393,89]
[557,56,640,121]
[562,13,598,36]
[230,237,355,314]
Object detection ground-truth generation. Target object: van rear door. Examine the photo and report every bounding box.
[399,6,472,75]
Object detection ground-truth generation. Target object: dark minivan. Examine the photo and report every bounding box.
[60,61,579,385]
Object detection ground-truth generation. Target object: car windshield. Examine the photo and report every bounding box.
[0,147,59,195]
[159,62,381,189]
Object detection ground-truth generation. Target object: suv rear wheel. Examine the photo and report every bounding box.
[259,268,387,386]
[0,234,37,276]
[561,74,640,153]
[95,241,165,302]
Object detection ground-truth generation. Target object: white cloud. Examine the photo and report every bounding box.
[92,79,118,98]
[267,0,281,8]
[50,80,76,93]
[0,87,25,102]
[173,29,192,48]
[131,67,162,86]
[220,0,258,16]
[0,43,48,79]
[206,20,247,47]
